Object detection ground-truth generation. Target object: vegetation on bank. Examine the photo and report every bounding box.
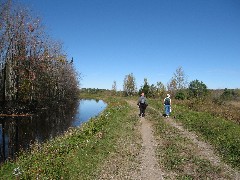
[146,106,233,179]
[0,96,139,179]
[81,88,240,172]
[174,105,240,168]
[150,98,240,171]
[0,0,79,112]
[0,93,239,179]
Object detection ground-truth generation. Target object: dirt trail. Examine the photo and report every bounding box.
[148,105,240,179]
[99,100,239,179]
[148,106,223,166]
[130,101,239,179]
[98,100,164,179]
[128,100,164,180]
[139,117,164,179]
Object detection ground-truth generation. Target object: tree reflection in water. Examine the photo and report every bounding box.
[0,99,106,164]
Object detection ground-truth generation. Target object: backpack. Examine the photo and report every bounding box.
[164,97,170,105]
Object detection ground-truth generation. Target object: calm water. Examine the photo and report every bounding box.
[0,99,107,163]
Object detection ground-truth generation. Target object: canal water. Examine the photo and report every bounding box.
[0,99,107,163]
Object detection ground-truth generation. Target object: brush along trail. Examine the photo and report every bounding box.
[99,99,239,179]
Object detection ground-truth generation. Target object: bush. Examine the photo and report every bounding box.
[220,88,239,101]
[175,91,186,100]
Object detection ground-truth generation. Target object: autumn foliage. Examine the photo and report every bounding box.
[0,1,79,107]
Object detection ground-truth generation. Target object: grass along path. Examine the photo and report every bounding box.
[147,101,239,179]
[0,97,141,179]
[114,99,239,179]
[97,100,142,179]
[1,95,239,179]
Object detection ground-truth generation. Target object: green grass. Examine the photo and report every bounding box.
[0,96,137,179]
[149,98,240,170]
[174,104,240,169]
[1,95,239,179]
[148,99,234,179]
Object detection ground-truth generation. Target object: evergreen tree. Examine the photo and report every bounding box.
[188,79,208,99]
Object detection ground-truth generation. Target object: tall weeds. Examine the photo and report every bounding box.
[175,99,240,124]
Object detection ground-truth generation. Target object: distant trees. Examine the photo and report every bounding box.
[188,79,208,99]
[168,66,188,97]
[155,81,166,98]
[174,66,188,90]
[220,88,239,101]
[121,67,211,101]
[138,78,149,96]
[0,1,79,106]
[80,88,110,94]
[112,81,117,95]
[138,78,166,98]
[123,73,137,96]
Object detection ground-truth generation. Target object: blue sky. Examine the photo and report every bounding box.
[20,0,240,90]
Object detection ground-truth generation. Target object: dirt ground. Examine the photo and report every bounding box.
[99,100,239,179]
[139,113,163,179]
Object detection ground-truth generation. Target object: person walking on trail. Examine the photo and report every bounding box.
[164,94,171,117]
[137,92,148,117]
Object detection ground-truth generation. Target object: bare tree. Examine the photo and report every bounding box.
[173,66,188,90]
[167,66,188,96]
[112,80,117,95]
[123,73,137,96]
[167,78,177,97]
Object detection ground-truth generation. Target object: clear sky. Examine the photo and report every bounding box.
[19,0,240,90]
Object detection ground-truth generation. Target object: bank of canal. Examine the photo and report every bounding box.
[0,99,107,163]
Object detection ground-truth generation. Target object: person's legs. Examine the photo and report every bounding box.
[164,105,167,116]
[142,106,146,117]
[139,105,143,117]
[140,104,145,117]
[165,105,170,117]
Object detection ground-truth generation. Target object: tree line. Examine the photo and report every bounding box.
[121,66,239,101]
[0,0,79,108]
[80,65,239,102]
[122,67,204,98]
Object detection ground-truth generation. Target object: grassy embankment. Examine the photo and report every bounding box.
[1,93,239,179]
[148,99,239,179]
[0,95,140,179]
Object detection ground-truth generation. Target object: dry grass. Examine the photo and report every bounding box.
[226,101,240,108]
[175,99,240,124]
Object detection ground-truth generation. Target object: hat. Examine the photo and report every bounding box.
[167,94,170,97]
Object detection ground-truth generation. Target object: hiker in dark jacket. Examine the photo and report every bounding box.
[137,92,148,117]
[163,94,171,117]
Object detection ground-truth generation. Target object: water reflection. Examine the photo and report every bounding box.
[72,99,107,127]
[0,99,107,163]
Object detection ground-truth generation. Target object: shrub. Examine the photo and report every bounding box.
[175,91,186,100]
